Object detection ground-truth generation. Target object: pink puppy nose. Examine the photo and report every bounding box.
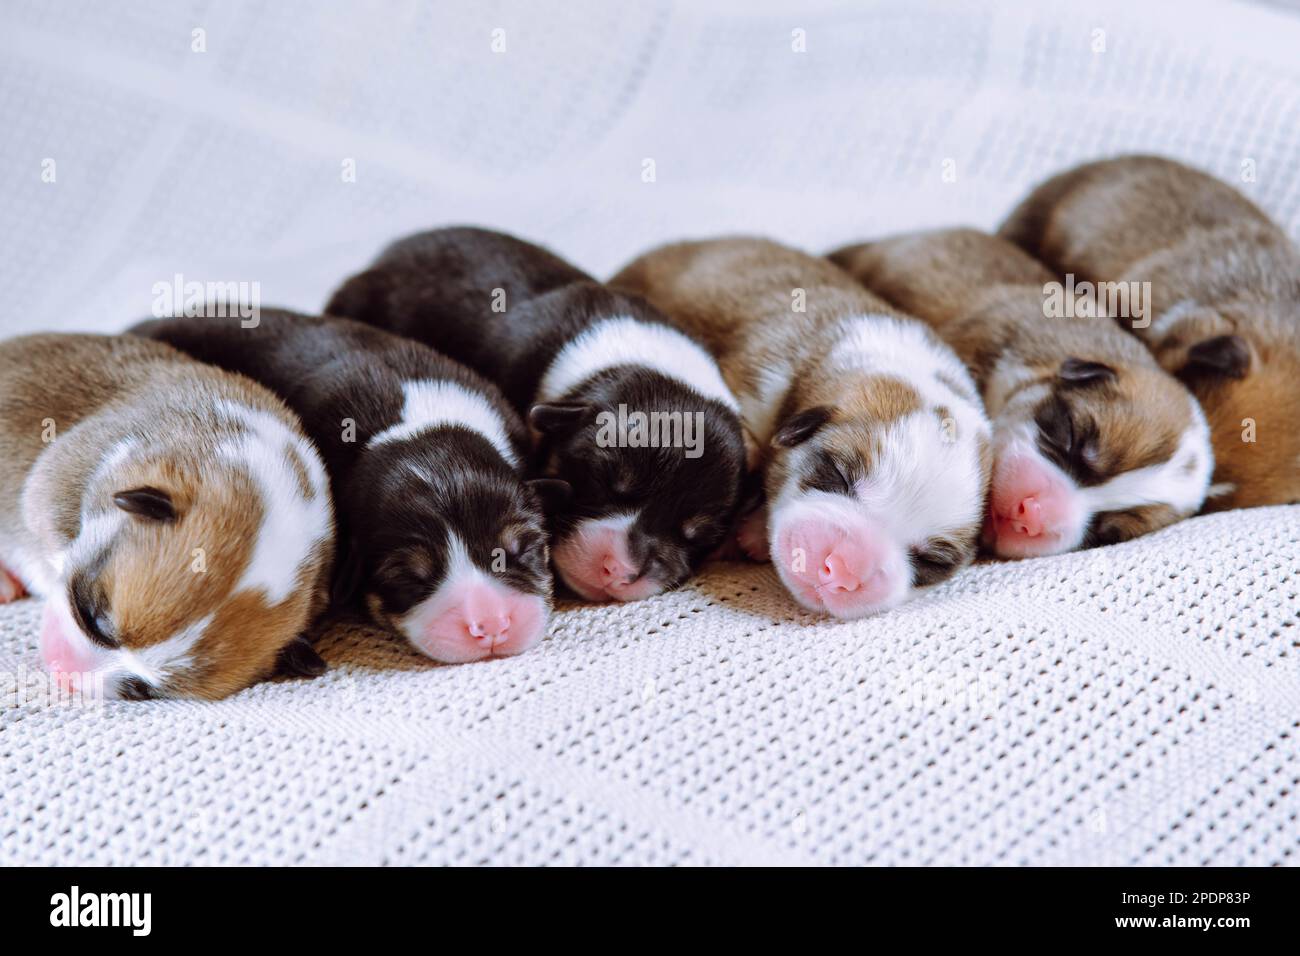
[461,587,514,649]
[1011,496,1045,537]
[600,552,637,587]
[819,551,860,593]
[467,614,510,646]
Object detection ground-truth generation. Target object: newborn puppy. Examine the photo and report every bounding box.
[0,333,334,700]
[611,237,991,619]
[832,229,1213,557]
[326,227,746,603]
[133,310,554,664]
[1000,154,1300,511]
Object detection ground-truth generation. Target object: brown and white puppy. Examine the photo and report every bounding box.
[612,238,991,619]
[1000,154,1300,511]
[134,310,554,665]
[0,334,334,700]
[831,229,1213,558]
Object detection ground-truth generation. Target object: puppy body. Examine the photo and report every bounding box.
[831,228,1212,557]
[326,227,746,603]
[0,333,334,700]
[132,310,552,664]
[611,237,991,619]
[1000,154,1300,510]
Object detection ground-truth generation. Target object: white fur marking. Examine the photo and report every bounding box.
[538,317,739,412]
[121,613,213,688]
[369,379,519,469]
[217,401,332,606]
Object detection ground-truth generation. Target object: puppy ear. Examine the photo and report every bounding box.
[273,634,327,679]
[330,538,365,607]
[1058,357,1117,386]
[1179,334,1252,382]
[529,402,591,435]
[773,406,832,448]
[527,477,572,513]
[112,486,177,523]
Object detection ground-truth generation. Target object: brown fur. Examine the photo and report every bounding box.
[0,334,334,700]
[1000,155,1300,511]
[831,228,1199,496]
[613,237,991,571]
[613,238,928,497]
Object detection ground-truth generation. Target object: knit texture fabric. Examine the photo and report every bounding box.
[3,505,1297,865]
[1,0,1298,864]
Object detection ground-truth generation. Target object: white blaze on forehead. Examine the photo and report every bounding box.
[369,379,519,469]
[985,353,1046,418]
[538,316,740,413]
[856,410,987,538]
[778,315,990,539]
[59,510,125,578]
[216,401,332,606]
[391,533,515,643]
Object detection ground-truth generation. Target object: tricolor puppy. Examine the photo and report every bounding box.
[1000,154,1300,511]
[0,333,334,700]
[326,227,746,603]
[611,237,991,619]
[133,310,554,664]
[831,228,1213,558]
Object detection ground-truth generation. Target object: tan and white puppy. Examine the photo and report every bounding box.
[0,334,335,700]
[612,238,991,619]
[832,229,1213,558]
[1000,154,1300,511]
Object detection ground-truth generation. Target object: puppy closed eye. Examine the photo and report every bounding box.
[681,516,717,542]
[378,548,435,586]
[908,541,966,587]
[70,581,117,649]
[802,450,855,496]
[501,526,546,560]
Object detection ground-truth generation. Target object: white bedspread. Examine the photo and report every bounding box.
[1,0,1297,865]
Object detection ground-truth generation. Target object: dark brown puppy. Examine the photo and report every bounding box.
[326,227,747,605]
[1000,154,1300,511]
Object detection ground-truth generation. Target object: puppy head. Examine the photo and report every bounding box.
[1158,302,1300,512]
[765,365,991,620]
[39,415,334,700]
[531,370,746,602]
[983,357,1212,557]
[350,434,554,663]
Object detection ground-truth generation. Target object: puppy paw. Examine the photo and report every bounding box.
[735,509,770,563]
[0,564,27,604]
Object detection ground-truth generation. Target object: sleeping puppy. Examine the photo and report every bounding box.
[831,228,1213,557]
[1000,154,1300,511]
[0,333,334,700]
[326,227,746,603]
[133,310,555,664]
[611,237,991,619]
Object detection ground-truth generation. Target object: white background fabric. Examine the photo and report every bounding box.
[1,0,1297,865]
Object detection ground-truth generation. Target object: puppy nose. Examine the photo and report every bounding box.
[1011,496,1045,537]
[819,551,860,593]
[600,552,637,587]
[467,614,511,648]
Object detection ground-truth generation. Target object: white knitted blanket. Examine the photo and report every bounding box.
[2,0,1299,865]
